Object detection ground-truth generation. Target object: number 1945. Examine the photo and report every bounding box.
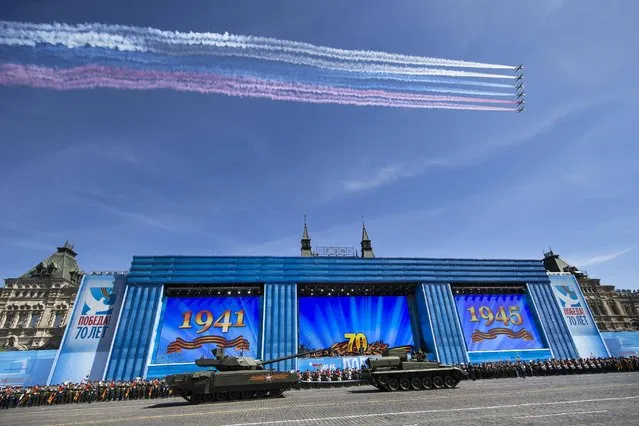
[467,306,523,326]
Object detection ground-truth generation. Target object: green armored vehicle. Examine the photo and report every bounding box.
[361,349,466,392]
[165,347,308,404]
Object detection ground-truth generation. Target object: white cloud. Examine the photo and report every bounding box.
[567,247,635,268]
[331,87,639,198]
[333,101,583,196]
[236,207,447,256]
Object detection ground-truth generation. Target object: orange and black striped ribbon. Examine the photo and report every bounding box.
[471,327,533,342]
[167,335,250,354]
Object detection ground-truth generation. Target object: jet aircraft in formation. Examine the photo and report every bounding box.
[514,64,525,112]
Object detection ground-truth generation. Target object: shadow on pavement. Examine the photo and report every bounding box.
[144,400,191,409]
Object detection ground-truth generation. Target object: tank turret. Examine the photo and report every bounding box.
[194,347,316,371]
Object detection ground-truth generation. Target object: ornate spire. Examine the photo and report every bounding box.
[360,218,374,258]
[301,215,312,257]
[57,240,77,257]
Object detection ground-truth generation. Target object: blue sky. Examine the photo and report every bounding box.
[0,0,637,289]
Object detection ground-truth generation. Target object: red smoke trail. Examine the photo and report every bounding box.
[0,64,517,111]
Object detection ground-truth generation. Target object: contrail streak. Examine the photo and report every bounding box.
[0,29,514,79]
[2,44,518,95]
[0,64,517,111]
[0,20,523,111]
[0,20,516,70]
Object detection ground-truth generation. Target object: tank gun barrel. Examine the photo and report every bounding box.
[261,350,323,366]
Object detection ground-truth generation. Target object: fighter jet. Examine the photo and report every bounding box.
[515,74,524,81]
[517,99,525,106]
[517,107,525,113]
[517,92,525,98]
[516,83,524,90]
[515,64,524,71]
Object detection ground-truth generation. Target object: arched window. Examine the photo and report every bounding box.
[29,312,41,328]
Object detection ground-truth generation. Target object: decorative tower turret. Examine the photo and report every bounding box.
[300,215,313,257]
[360,218,375,258]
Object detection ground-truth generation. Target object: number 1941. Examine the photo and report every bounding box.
[179,310,246,333]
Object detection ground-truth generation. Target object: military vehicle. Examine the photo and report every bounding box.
[165,347,311,404]
[360,349,466,392]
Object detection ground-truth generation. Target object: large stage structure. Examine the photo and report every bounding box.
[43,255,607,383]
[1,255,613,386]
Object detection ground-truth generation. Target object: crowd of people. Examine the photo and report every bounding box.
[1,356,637,409]
[1,378,172,409]
[457,356,638,380]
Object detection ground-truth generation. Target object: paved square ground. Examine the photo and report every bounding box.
[2,373,638,425]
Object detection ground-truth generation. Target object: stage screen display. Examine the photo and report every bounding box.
[152,296,260,364]
[455,294,545,352]
[298,296,414,357]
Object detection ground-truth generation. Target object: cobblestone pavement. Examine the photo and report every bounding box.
[2,373,638,426]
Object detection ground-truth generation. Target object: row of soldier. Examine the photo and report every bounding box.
[1,378,171,409]
[1,356,637,409]
[456,356,638,380]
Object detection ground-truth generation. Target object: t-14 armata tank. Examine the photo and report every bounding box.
[360,348,466,392]
[165,347,311,404]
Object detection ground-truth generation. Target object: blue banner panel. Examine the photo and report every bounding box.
[152,296,261,364]
[146,363,205,379]
[49,274,125,384]
[454,294,546,352]
[601,331,639,357]
[298,296,414,357]
[548,275,610,358]
[298,356,374,371]
[0,350,57,387]
[467,349,553,363]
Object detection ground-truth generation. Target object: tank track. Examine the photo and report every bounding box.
[371,371,461,391]
[181,387,287,404]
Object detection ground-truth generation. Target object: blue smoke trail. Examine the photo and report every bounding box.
[1,45,515,97]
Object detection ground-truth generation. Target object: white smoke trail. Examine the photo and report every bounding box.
[0,26,515,79]
[0,20,517,71]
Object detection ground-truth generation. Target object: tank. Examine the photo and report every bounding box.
[165,347,312,404]
[360,348,466,392]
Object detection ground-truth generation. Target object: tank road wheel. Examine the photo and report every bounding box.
[255,390,268,398]
[377,375,390,386]
[399,378,411,391]
[204,394,215,402]
[387,377,400,391]
[240,391,254,399]
[444,376,457,388]
[421,377,433,390]
[229,391,240,400]
[270,388,285,398]
[432,376,444,389]
[215,392,228,401]
[410,377,422,390]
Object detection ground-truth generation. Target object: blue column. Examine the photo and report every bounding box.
[527,283,578,359]
[418,283,467,364]
[261,283,298,371]
[105,284,164,380]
